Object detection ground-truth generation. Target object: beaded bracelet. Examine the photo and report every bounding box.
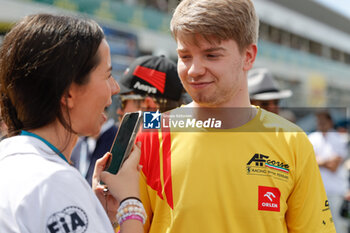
[117,207,146,225]
[116,207,145,220]
[119,199,143,209]
[118,213,145,226]
[117,212,146,226]
[120,196,141,206]
[116,197,147,226]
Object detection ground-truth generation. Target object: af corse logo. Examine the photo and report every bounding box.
[247,153,289,173]
[258,186,281,212]
[46,206,88,233]
[247,153,269,166]
[143,110,161,129]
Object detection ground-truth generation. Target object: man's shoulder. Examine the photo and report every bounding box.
[257,109,303,133]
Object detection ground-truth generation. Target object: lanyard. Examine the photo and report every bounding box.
[21,130,69,164]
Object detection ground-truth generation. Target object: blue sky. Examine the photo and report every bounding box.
[313,0,350,18]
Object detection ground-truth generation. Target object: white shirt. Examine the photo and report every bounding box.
[0,135,114,233]
[308,130,348,195]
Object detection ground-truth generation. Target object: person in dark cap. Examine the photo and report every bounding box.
[117,55,184,119]
[248,68,292,114]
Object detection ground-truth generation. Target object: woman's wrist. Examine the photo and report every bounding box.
[116,197,147,226]
[116,191,140,204]
[120,196,141,206]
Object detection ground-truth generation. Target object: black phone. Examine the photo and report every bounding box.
[105,111,143,174]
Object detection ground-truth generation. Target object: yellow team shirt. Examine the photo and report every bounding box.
[137,107,335,233]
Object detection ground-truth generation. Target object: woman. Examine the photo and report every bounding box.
[0,14,144,232]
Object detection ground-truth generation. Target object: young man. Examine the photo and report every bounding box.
[137,0,335,232]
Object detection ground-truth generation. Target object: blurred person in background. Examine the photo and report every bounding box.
[116,54,184,118]
[248,68,292,115]
[0,14,144,233]
[71,107,118,186]
[308,111,349,233]
[336,119,350,233]
[136,0,335,232]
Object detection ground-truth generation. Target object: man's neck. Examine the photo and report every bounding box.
[185,102,257,129]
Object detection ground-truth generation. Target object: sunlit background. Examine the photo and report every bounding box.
[1,0,350,130]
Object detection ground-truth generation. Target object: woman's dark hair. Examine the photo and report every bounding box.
[0,14,104,136]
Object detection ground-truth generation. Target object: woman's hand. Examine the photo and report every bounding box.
[92,152,119,223]
[100,142,142,203]
[92,143,143,232]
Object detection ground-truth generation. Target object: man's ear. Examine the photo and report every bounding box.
[143,96,159,111]
[243,44,257,71]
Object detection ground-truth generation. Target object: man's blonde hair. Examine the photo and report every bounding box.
[170,0,259,51]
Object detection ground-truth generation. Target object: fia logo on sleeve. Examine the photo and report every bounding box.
[46,206,88,233]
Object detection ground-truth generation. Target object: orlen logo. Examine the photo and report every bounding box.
[258,186,280,212]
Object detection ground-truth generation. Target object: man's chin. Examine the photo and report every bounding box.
[192,96,222,107]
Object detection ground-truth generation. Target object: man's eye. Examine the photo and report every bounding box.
[207,54,219,58]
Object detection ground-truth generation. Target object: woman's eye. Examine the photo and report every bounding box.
[180,55,190,59]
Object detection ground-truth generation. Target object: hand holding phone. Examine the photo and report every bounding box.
[104,111,143,175]
[97,141,142,203]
